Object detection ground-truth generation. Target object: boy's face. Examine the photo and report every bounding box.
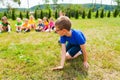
[17,19,21,22]
[39,20,42,24]
[55,26,67,36]
[2,19,7,23]
[30,16,33,20]
[25,20,28,23]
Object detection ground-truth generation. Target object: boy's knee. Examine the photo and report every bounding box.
[66,53,72,60]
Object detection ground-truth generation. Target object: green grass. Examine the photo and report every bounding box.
[0,18,120,80]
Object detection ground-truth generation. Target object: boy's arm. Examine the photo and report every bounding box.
[80,44,89,68]
[52,44,66,70]
[60,44,66,67]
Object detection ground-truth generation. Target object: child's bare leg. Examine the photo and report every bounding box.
[24,28,28,32]
[66,52,81,60]
[66,52,72,60]
[0,26,2,32]
[8,25,11,32]
[19,27,22,32]
[16,26,19,31]
[33,24,36,29]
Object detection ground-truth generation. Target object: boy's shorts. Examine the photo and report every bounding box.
[66,43,81,57]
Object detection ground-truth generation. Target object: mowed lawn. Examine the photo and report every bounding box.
[0,18,120,80]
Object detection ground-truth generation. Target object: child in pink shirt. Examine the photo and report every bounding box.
[49,17,55,30]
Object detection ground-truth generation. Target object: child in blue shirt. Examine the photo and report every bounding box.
[52,16,89,70]
[35,19,44,32]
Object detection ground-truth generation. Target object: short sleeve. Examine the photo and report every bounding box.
[60,36,66,44]
[75,31,86,45]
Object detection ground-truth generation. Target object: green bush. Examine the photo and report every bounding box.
[3,11,7,17]
[12,9,16,20]
[26,11,29,19]
[107,10,111,18]
[82,10,85,19]
[87,9,91,19]
[95,10,99,18]
[19,12,23,20]
[40,10,43,19]
[100,9,104,18]
[75,10,79,19]
[0,13,3,19]
[34,10,38,20]
[113,9,119,17]
[67,11,71,18]
[48,9,51,18]
[55,10,58,19]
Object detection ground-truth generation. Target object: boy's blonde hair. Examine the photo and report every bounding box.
[1,16,7,21]
[55,16,71,31]
[29,15,34,19]
[38,19,42,22]
[16,18,21,21]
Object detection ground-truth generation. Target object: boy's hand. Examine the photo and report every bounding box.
[83,61,89,69]
[52,66,63,71]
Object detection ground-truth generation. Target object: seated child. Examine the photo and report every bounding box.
[28,15,36,30]
[15,18,23,33]
[47,17,55,32]
[0,16,11,33]
[43,17,49,31]
[52,16,89,70]
[21,19,30,32]
[35,19,44,32]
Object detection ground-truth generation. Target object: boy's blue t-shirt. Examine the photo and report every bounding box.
[60,29,86,45]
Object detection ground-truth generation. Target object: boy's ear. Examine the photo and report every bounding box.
[62,29,68,32]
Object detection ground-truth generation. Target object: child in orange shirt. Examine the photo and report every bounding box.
[21,19,30,33]
[43,17,49,31]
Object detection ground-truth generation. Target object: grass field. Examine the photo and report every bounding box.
[0,18,120,80]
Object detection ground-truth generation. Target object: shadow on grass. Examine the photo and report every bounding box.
[61,55,88,79]
[46,55,89,80]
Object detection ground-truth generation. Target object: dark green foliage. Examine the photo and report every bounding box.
[68,11,71,18]
[26,11,29,19]
[12,9,16,20]
[71,10,76,17]
[19,12,23,20]
[95,10,99,18]
[55,10,58,19]
[87,9,91,19]
[107,10,111,18]
[66,11,71,18]
[75,10,79,19]
[113,9,119,17]
[48,9,51,18]
[82,10,85,19]
[3,11,7,17]
[0,13,2,19]
[40,10,43,19]
[44,11,48,18]
[100,9,104,18]
[38,11,41,18]
[34,10,38,20]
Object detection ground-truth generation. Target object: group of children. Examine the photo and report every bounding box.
[0,11,89,70]
[0,15,55,33]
